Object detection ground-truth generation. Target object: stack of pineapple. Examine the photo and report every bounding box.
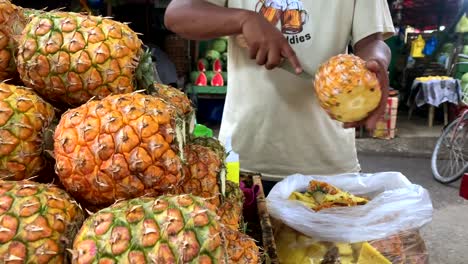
[0,1,260,263]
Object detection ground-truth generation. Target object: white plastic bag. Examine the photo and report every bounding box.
[266,172,433,243]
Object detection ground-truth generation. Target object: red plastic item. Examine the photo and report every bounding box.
[460,173,468,200]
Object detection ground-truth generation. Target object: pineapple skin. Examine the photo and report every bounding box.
[16,11,143,107]
[0,0,28,81]
[0,180,85,264]
[314,54,382,123]
[0,82,55,180]
[72,195,229,264]
[53,92,185,207]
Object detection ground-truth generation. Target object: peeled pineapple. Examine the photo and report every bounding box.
[314,54,382,123]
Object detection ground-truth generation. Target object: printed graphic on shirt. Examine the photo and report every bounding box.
[255,0,310,44]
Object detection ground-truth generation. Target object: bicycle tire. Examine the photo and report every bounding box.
[431,115,468,184]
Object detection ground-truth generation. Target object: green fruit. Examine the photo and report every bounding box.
[206,50,221,61]
[221,72,228,84]
[205,71,216,82]
[190,71,200,83]
[212,39,227,53]
[462,72,468,83]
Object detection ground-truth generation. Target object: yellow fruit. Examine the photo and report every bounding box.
[0,0,27,81]
[16,11,155,107]
[0,82,55,180]
[53,92,185,207]
[357,242,392,264]
[314,54,382,122]
[0,180,85,263]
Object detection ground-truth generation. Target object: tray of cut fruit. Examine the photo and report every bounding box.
[265,173,433,264]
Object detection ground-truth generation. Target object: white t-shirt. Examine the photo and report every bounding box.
[206,0,395,180]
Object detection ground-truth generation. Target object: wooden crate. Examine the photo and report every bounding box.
[240,172,280,264]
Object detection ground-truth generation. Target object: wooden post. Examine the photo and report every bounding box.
[429,105,435,127]
[443,102,449,126]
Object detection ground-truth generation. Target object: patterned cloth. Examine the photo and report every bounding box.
[407,78,463,107]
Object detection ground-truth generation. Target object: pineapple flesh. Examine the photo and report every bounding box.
[72,194,249,264]
[16,11,146,106]
[0,180,85,264]
[0,0,27,81]
[314,54,382,123]
[0,82,55,180]
[53,92,186,207]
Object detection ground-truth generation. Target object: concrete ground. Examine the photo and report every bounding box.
[359,154,468,264]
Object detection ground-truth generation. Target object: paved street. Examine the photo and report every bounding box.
[359,154,468,264]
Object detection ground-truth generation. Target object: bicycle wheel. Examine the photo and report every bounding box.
[431,115,468,183]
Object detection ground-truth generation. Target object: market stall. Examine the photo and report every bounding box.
[0,0,445,263]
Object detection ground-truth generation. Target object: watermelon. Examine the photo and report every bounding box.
[197,58,208,71]
[222,52,228,62]
[211,72,224,86]
[195,72,208,86]
[212,39,227,53]
[190,71,201,83]
[206,50,221,61]
[213,59,223,72]
[221,72,228,84]
[205,71,216,82]
[462,72,468,83]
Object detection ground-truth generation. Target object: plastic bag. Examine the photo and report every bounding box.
[266,172,433,243]
[274,223,429,264]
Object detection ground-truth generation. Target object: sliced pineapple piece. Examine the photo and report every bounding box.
[357,242,392,264]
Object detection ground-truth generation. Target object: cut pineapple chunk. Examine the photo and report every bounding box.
[357,242,392,264]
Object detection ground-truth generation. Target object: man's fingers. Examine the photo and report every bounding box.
[281,46,303,74]
[256,48,268,66]
[265,47,282,70]
[366,60,380,73]
[248,43,259,60]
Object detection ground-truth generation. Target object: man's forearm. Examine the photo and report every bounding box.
[165,0,253,40]
[354,33,391,68]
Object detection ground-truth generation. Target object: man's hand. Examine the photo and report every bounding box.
[240,13,303,74]
[343,59,389,131]
[344,33,391,131]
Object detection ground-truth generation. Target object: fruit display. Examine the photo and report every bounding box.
[314,54,382,123]
[0,82,55,180]
[0,180,85,263]
[16,11,155,107]
[0,3,261,263]
[72,194,259,264]
[191,37,228,87]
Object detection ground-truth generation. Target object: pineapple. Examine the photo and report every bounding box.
[53,92,186,207]
[0,82,55,180]
[16,11,155,107]
[0,0,28,81]
[71,194,259,264]
[180,143,223,206]
[217,180,245,231]
[0,180,85,263]
[223,225,260,264]
[314,54,382,123]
